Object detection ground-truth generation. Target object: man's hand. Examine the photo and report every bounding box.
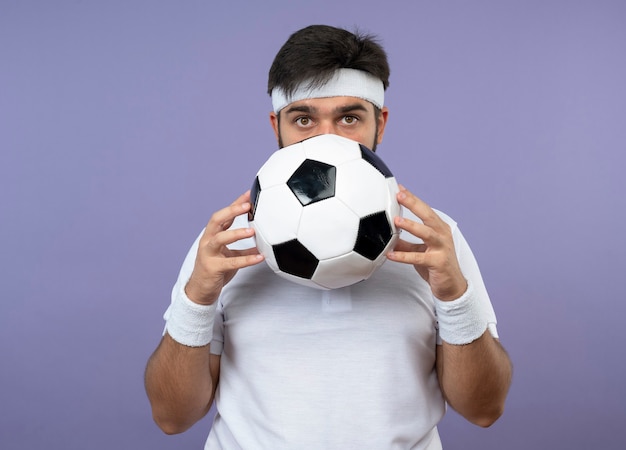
[388,185,512,426]
[185,191,264,305]
[387,185,467,301]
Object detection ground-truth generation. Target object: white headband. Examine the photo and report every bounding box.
[271,68,385,113]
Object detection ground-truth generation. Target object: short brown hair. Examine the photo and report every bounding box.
[267,25,390,98]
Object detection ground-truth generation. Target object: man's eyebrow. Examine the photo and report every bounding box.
[283,102,370,115]
[283,104,316,115]
[335,103,369,114]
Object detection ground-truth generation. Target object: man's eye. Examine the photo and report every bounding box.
[342,116,358,125]
[296,117,311,126]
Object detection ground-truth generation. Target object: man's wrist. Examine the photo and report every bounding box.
[434,279,489,345]
[184,276,219,306]
[432,277,468,302]
[165,283,217,347]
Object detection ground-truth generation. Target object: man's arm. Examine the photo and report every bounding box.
[145,336,221,434]
[144,191,263,434]
[388,185,512,426]
[436,333,512,427]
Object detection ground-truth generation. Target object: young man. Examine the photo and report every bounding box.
[145,25,512,449]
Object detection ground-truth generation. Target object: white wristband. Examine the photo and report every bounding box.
[434,280,489,345]
[165,284,217,347]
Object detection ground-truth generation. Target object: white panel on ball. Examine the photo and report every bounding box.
[312,252,377,289]
[253,184,302,245]
[335,159,390,218]
[253,227,279,272]
[302,134,361,166]
[386,177,402,217]
[297,197,360,260]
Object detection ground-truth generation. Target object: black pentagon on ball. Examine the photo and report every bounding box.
[287,159,336,206]
[354,211,393,261]
[273,239,319,279]
[248,176,261,221]
[359,144,394,178]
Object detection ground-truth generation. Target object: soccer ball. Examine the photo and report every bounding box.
[249,134,402,289]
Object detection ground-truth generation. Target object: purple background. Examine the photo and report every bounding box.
[2,1,625,448]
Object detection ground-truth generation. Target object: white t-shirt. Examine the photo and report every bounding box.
[167,210,498,449]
